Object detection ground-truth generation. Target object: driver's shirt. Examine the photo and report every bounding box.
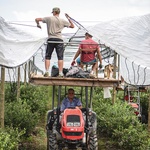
[60,97,82,112]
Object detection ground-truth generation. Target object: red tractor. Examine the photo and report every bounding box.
[46,86,98,150]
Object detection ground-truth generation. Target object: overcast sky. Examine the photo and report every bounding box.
[0,0,150,37]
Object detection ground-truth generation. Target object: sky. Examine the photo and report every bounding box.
[0,0,150,37]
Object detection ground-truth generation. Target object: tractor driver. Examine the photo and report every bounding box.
[60,88,82,112]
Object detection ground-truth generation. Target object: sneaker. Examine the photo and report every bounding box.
[58,73,64,77]
[89,73,96,78]
[44,72,49,77]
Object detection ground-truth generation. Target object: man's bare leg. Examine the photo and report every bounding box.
[58,60,63,75]
[92,62,98,74]
[45,59,50,72]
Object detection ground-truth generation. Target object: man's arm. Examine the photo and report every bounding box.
[75,105,82,109]
[65,13,74,28]
[97,47,102,66]
[71,48,81,65]
[76,98,82,109]
[35,18,43,29]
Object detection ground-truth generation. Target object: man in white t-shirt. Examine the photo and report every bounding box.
[35,7,74,77]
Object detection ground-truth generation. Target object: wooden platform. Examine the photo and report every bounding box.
[29,74,121,87]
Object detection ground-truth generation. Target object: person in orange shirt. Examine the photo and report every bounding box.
[71,32,102,78]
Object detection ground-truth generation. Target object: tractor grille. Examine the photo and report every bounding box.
[64,131,82,136]
[67,115,80,122]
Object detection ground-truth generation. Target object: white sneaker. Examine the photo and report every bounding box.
[58,73,64,77]
[89,73,96,78]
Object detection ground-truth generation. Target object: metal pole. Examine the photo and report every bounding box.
[85,86,89,148]
[90,87,93,109]
[52,85,55,109]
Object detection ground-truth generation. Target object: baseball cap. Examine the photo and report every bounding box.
[85,32,93,37]
[52,7,60,13]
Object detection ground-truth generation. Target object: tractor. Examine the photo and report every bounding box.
[46,86,98,150]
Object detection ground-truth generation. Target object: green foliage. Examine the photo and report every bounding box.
[5,82,17,102]
[113,125,150,150]
[0,127,25,150]
[5,100,39,136]
[20,84,49,116]
[93,88,150,149]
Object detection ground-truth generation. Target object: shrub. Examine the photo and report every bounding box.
[92,88,150,149]
[5,100,39,136]
[0,127,25,150]
[20,84,49,116]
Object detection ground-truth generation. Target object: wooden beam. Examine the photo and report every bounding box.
[29,75,120,88]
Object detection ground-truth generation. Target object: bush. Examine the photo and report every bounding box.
[0,127,25,150]
[92,88,150,149]
[20,84,49,116]
[5,100,39,136]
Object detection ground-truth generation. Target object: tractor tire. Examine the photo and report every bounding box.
[47,130,50,150]
[88,132,98,150]
[48,132,58,150]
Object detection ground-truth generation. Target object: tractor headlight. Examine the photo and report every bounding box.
[67,122,80,127]
[67,122,74,126]
[74,122,80,127]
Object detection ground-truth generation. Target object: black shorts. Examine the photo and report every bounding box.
[45,38,64,60]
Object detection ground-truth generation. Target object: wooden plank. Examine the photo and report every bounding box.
[29,75,120,87]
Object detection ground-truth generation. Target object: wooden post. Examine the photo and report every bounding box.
[17,67,20,101]
[24,63,27,85]
[112,52,117,104]
[0,67,5,128]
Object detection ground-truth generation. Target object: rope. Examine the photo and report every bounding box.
[125,58,131,84]
[132,61,136,85]
[142,67,147,85]
[136,65,140,85]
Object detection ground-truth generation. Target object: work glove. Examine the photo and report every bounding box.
[71,60,76,66]
[99,64,103,69]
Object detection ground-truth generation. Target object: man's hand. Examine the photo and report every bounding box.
[71,60,76,66]
[37,24,41,29]
[75,106,80,109]
[65,13,70,19]
[99,64,103,69]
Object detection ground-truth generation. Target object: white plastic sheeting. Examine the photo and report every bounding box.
[86,14,150,85]
[0,14,150,85]
[0,17,46,68]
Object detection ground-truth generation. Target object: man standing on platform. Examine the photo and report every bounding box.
[35,7,74,77]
